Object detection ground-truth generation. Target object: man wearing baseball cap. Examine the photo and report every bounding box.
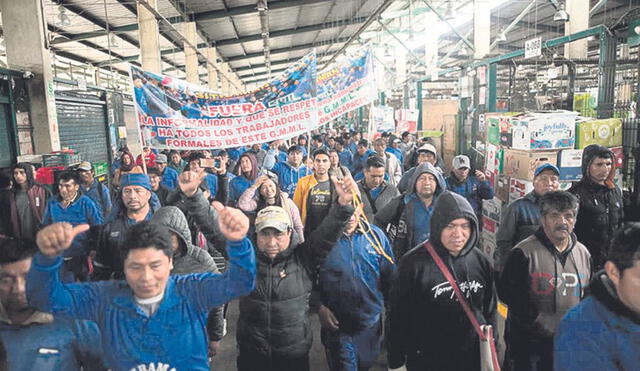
[495,163,561,272]
[445,155,494,220]
[77,161,112,219]
[398,142,443,193]
[154,154,179,190]
[236,173,357,371]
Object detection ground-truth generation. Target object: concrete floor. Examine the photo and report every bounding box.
[210,300,388,371]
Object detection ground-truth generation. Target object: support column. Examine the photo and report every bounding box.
[183,22,199,84]
[0,0,60,153]
[473,0,491,59]
[564,0,589,59]
[221,64,230,95]
[137,0,162,73]
[206,47,219,91]
[597,29,616,119]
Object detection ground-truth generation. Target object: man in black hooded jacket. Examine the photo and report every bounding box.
[387,191,497,371]
[569,144,624,270]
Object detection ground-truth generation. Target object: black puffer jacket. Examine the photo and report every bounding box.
[569,145,624,270]
[237,202,354,359]
[387,191,497,370]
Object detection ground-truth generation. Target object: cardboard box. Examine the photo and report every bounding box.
[611,146,624,168]
[510,111,577,150]
[482,216,499,235]
[495,175,510,202]
[481,230,498,260]
[503,149,559,181]
[486,113,520,146]
[575,118,623,149]
[509,178,534,203]
[485,143,504,174]
[573,92,597,118]
[558,149,583,181]
[486,117,500,145]
[482,197,503,222]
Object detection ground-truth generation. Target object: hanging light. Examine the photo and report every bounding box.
[56,5,71,27]
[110,33,119,48]
[444,1,455,20]
[553,3,569,22]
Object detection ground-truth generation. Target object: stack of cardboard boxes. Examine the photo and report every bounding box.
[480,110,624,259]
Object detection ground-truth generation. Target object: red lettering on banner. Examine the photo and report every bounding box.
[138,113,154,126]
[157,128,174,137]
[166,139,224,148]
[241,132,268,143]
[206,102,267,117]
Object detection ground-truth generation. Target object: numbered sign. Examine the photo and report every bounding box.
[524,37,542,59]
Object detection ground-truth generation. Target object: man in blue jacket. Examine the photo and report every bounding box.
[42,171,104,282]
[27,183,256,371]
[334,138,353,171]
[155,154,179,190]
[318,204,395,370]
[0,237,106,371]
[351,139,375,175]
[263,145,309,197]
[445,155,494,220]
[555,223,640,371]
[77,161,112,219]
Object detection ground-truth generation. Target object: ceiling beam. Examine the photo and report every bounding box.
[216,15,368,47]
[490,15,561,34]
[191,0,332,22]
[225,37,349,63]
[48,4,184,72]
[52,0,333,46]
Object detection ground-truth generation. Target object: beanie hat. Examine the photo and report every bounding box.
[120,173,152,191]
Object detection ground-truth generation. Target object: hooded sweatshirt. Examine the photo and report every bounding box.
[150,207,225,341]
[555,271,640,371]
[374,162,446,259]
[387,191,497,370]
[499,228,591,351]
[569,145,623,269]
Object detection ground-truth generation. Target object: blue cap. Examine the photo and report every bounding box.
[120,173,152,191]
[534,163,560,177]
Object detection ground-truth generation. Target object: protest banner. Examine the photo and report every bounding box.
[130,51,317,150]
[317,47,377,126]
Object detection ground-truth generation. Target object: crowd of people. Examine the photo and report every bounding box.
[0,127,637,371]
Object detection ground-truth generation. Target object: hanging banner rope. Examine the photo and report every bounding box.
[130,51,318,150]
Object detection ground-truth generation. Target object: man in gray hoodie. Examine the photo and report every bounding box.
[375,162,446,259]
[499,191,591,370]
[150,206,225,358]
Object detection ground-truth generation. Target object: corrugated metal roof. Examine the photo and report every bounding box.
[12,0,631,87]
